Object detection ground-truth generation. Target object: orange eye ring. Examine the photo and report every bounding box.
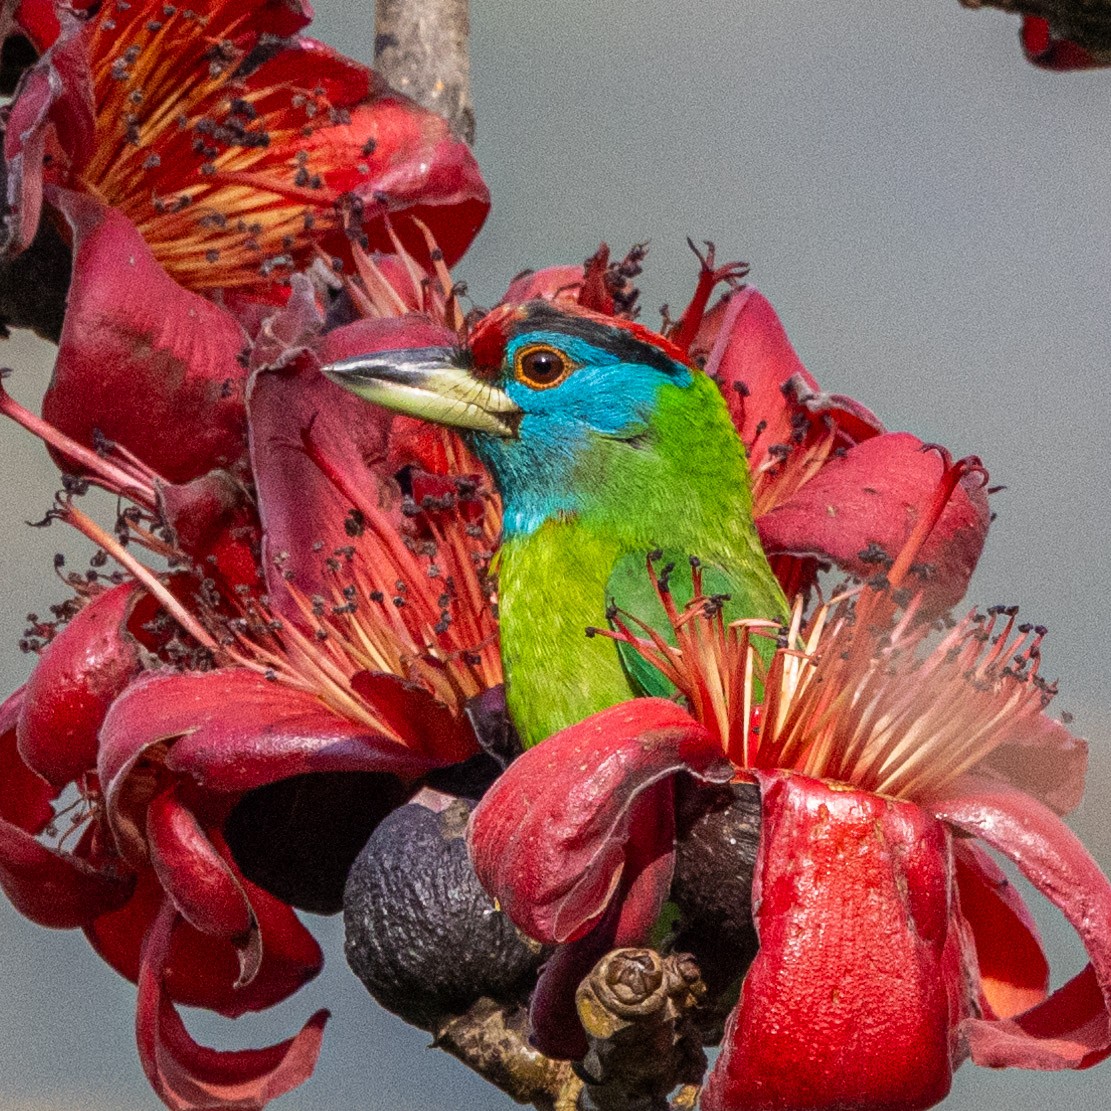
[513,343,574,390]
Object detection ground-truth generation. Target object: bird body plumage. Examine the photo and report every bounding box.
[478,337,787,748]
[324,300,788,749]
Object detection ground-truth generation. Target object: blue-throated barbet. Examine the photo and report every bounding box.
[323,301,787,748]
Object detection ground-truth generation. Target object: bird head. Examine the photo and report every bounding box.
[322,301,739,538]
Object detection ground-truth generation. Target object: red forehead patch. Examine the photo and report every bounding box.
[466,300,689,373]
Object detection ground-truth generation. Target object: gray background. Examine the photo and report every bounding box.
[2,1,1109,1107]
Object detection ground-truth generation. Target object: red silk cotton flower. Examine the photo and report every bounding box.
[468,529,1109,1107]
[507,245,990,615]
[0,0,489,482]
[0,293,501,1108]
[2,0,489,286]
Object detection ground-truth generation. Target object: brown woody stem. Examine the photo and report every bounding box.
[374,0,475,142]
[433,998,580,1111]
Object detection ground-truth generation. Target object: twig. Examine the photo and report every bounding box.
[374,0,475,142]
[433,997,580,1110]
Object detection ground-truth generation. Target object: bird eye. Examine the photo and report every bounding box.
[514,344,572,390]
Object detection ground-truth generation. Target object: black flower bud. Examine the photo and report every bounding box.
[344,798,545,1030]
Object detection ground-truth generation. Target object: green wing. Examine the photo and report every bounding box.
[605,548,738,699]
[606,546,788,698]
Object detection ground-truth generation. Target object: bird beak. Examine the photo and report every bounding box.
[321,346,522,438]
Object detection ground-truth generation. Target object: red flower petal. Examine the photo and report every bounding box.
[99,668,439,860]
[935,775,1111,1069]
[527,780,678,1060]
[0,686,55,833]
[0,815,134,929]
[87,859,322,1017]
[694,287,882,470]
[8,0,84,52]
[17,582,143,787]
[247,37,489,270]
[757,432,990,613]
[247,313,455,617]
[1022,16,1107,70]
[2,20,94,254]
[42,191,249,483]
[703,771,971,1111]
[158,469,262,591]
[147,788,260,986]
[955,840,1049,1021]
[974,710,1088,817]
[137,896,327,1111]
[349,671,476,766]
[467,699,731,945]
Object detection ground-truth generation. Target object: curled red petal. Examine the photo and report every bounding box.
[99,668,437,858]
[17,582,143,787]
[2,19,94,254]
[88,851,322,1017]
[137,896,327,1111]
[467,698,731,945]
[42,191,249,483]
[0,816,134,928]
[703,771,971,1111]
[757,432,990,613]
[1,686,55,833]
[955,840,1049,1020]
[935,775,1111,1069]
[528,780,678,1060]
[147,788,259,986]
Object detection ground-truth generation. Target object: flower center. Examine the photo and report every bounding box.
[77,1,385,290]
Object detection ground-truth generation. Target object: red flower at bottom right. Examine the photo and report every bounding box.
[470,517,1110,1109]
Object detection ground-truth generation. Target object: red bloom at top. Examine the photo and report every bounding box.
[1,0,489,486]
[505,245,990,616]
[3,0,489,289]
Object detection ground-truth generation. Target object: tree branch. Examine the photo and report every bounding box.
[433,998,580,1111]
[374,0,475,143]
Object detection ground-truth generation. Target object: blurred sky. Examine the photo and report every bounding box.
[1,1,1110,1108]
